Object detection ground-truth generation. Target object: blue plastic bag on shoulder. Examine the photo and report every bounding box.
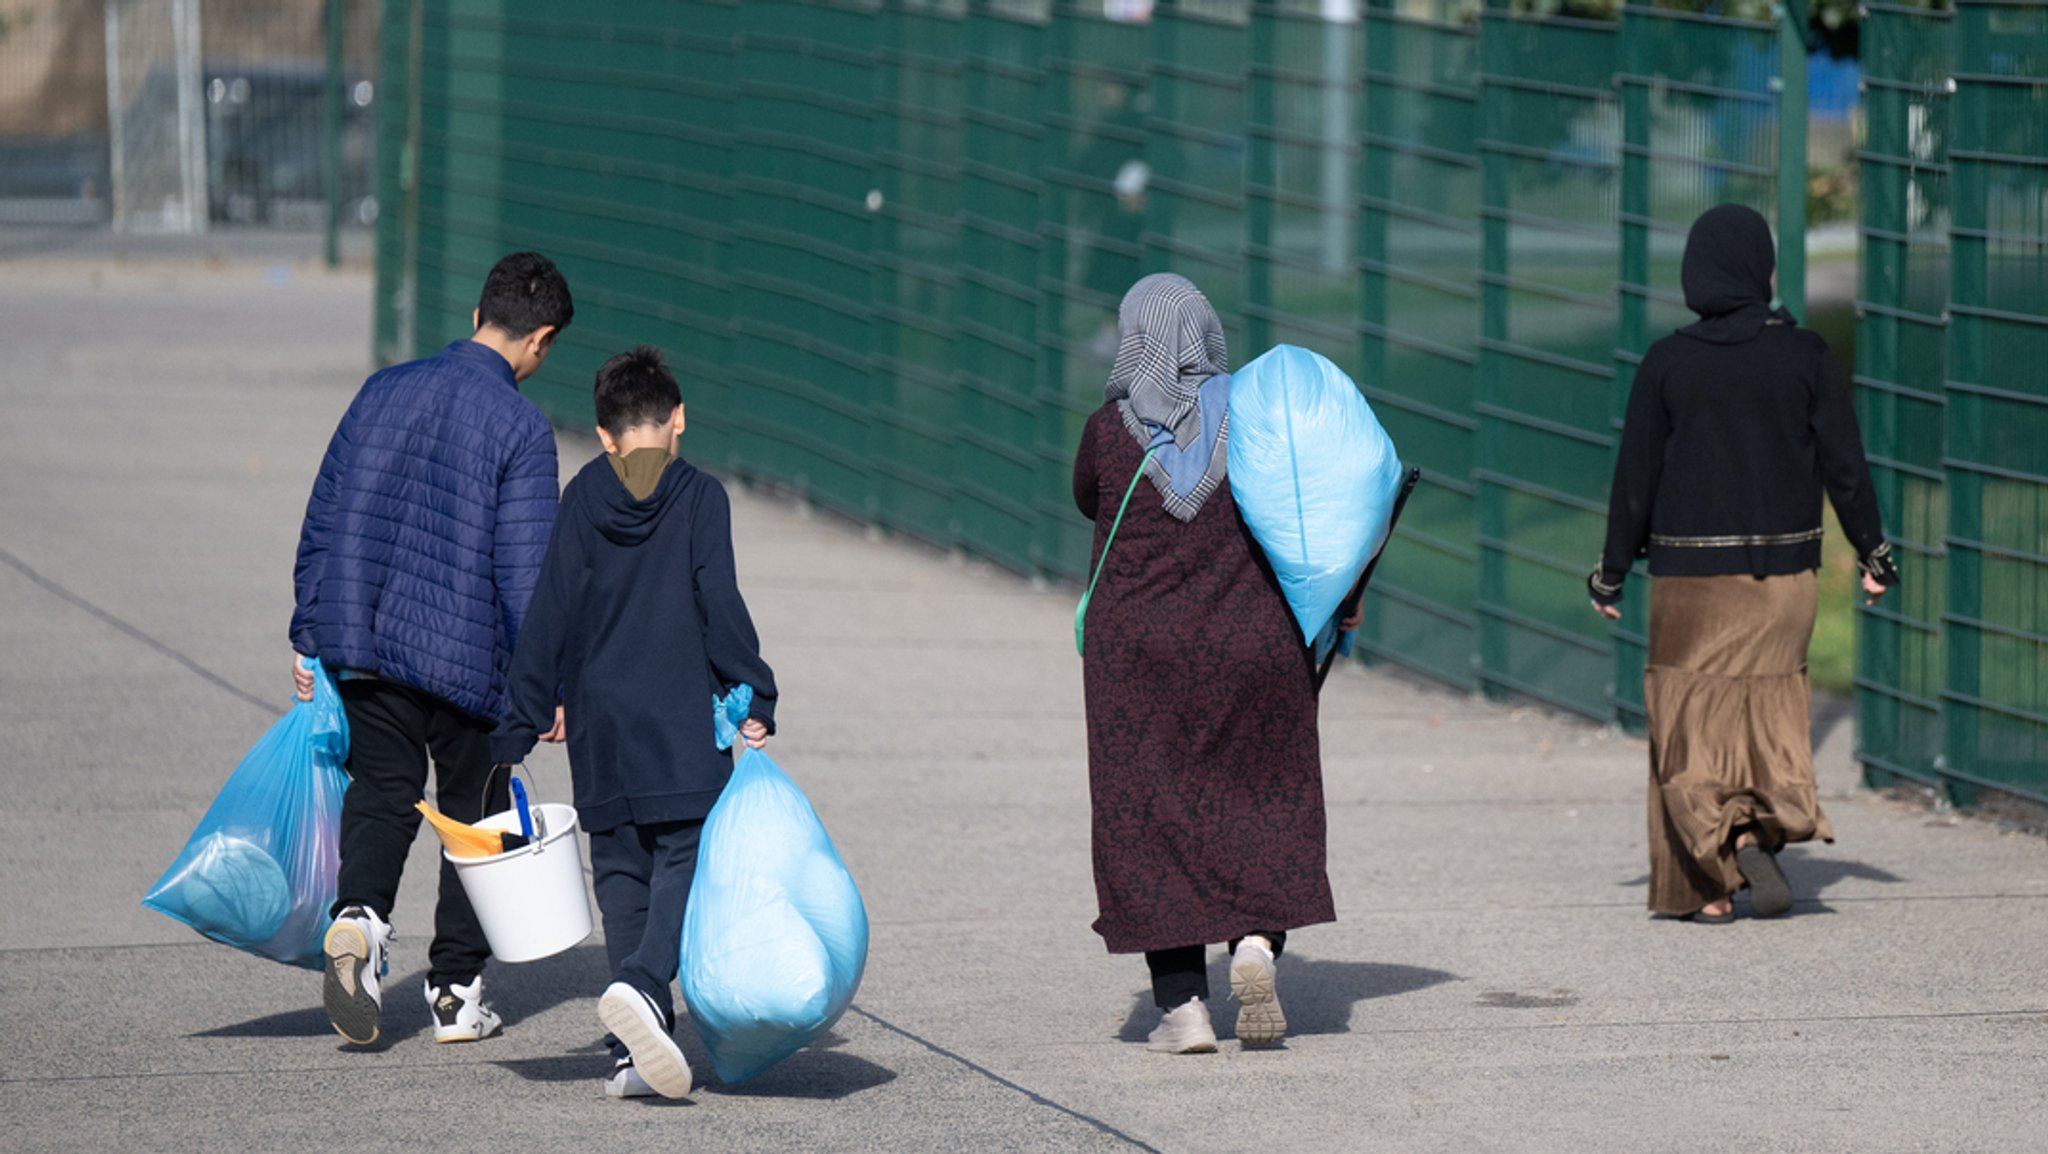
[681,686,869,1084]
[142,659,349,968]
[1227,344,1405,647]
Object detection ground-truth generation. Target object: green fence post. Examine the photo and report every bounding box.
[1775,0,1807,319]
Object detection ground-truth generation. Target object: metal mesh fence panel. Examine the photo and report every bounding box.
[0,0,112,221]
[729,2,884,519]
[872,2,967,546]
[198,0,380,230]
[106,0,208,232]
[1475,2,1619,716]
[1355,0,1482,690]
[1856,0,1951,789]
[366,0,1944,733]
[956,1,1051,572]
[1941,0,2048,804]
[1042,1,1140,576]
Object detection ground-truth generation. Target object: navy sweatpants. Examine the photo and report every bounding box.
[588,818,704,1055]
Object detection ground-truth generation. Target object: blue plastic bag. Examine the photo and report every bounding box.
[680,687,868,1084]
[1227,344,1405,646]
[142,659,349,968]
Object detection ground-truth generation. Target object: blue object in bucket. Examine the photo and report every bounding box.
[143,659,350,968]
[680,686,869,1084]
[509,777,536,841]
[1227,344,1405,645]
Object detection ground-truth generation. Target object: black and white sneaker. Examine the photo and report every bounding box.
[596,982,692,1099]
[322,905,392,1045]
[603,1056,658,1100]
[427,976,504,1043]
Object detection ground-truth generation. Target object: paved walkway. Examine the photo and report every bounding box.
[2,257,2044,1153]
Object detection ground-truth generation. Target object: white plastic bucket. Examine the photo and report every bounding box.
[445,802,593,963]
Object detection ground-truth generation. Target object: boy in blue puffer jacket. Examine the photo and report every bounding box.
[290,251,573,1047]
[493,346,776,1100]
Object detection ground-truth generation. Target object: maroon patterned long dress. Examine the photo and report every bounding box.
[1073,404,1336,954]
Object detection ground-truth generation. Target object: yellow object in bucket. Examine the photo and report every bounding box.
[415,801,510,859]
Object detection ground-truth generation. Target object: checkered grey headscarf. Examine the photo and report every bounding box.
[1103,273,1231,521]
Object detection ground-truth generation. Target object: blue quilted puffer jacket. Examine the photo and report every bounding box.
[290,340,560,719]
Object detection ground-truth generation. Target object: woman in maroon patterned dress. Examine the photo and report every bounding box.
[1072,273,1336,1054]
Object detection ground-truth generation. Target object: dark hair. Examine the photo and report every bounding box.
[594,346,681,437]
[476,252,574,339]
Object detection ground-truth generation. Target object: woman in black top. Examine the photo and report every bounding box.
[1590,204,1899,923]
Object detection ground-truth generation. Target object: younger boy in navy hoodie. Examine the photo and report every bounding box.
[493,346,776,1100]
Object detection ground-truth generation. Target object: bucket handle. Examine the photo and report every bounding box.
[482,762,550,850]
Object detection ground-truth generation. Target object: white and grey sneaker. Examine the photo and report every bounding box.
[1230,936,1287,1047]
[1146,996,1219,1054]
[603,1056,658,1100]
[322,905,392,1045]
[597,982,692,1098]
[427,976,504,1043]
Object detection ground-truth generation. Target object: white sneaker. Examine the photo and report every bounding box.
[322,905,392,1045]
[597,982,692,1098]
[603,1056,658,1100]
[427,976,504,1043]
[1146,996,1219,1054]
[1230,936,1286,1047]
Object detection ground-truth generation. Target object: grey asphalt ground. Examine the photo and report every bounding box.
[2,255,2045,1154]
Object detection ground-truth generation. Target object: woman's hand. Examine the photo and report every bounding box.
[1340,605,1364,632]
[1591,600,1622,621]
[1862,572,1889,606]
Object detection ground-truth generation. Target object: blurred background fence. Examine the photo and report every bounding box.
[0,0,379,238]
[263,0,2048,807]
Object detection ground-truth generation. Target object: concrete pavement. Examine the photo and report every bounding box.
[2,255,2045,1153]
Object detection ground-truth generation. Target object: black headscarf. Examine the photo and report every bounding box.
[1678,204,1796,345]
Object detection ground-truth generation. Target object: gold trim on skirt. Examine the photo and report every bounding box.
[1644,571,1833,915]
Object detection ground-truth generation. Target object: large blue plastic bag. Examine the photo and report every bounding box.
[1227,344,1405,645]
[142,660,349,968]
[681,687,868,1084]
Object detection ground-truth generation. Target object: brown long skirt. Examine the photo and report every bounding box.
[1644,571,1833,915]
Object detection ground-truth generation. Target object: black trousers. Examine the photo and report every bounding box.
[1146,931,1288,1011]
[588,818,704,1058]
[333,679,509,988]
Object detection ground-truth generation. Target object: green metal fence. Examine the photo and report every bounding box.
[1938,0,2048,803]
[1357,0,1481,690]
[1846,0,2048,806]
[1856,0,1950,790]
[1476,2,1619,716]
[374,1,2048,800]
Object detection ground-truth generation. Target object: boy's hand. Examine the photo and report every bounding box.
[291,656,315,702]
[540,705,566,744]
[739,718,769,750]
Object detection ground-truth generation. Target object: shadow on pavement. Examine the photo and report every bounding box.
[1777,846,1906,897]
[1118,954,1458,1042]
[706,1045,899,1100]
[485,943,614,1022]
[495,1028,897,1103]
[192,944,612,1051]
[1621,849,1905,903]
[194,1005,337,1040]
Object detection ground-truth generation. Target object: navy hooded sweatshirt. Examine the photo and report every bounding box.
[492,450,777,833]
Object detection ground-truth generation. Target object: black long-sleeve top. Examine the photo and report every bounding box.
[492,451,776,833]
[1595,322,1889,594]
